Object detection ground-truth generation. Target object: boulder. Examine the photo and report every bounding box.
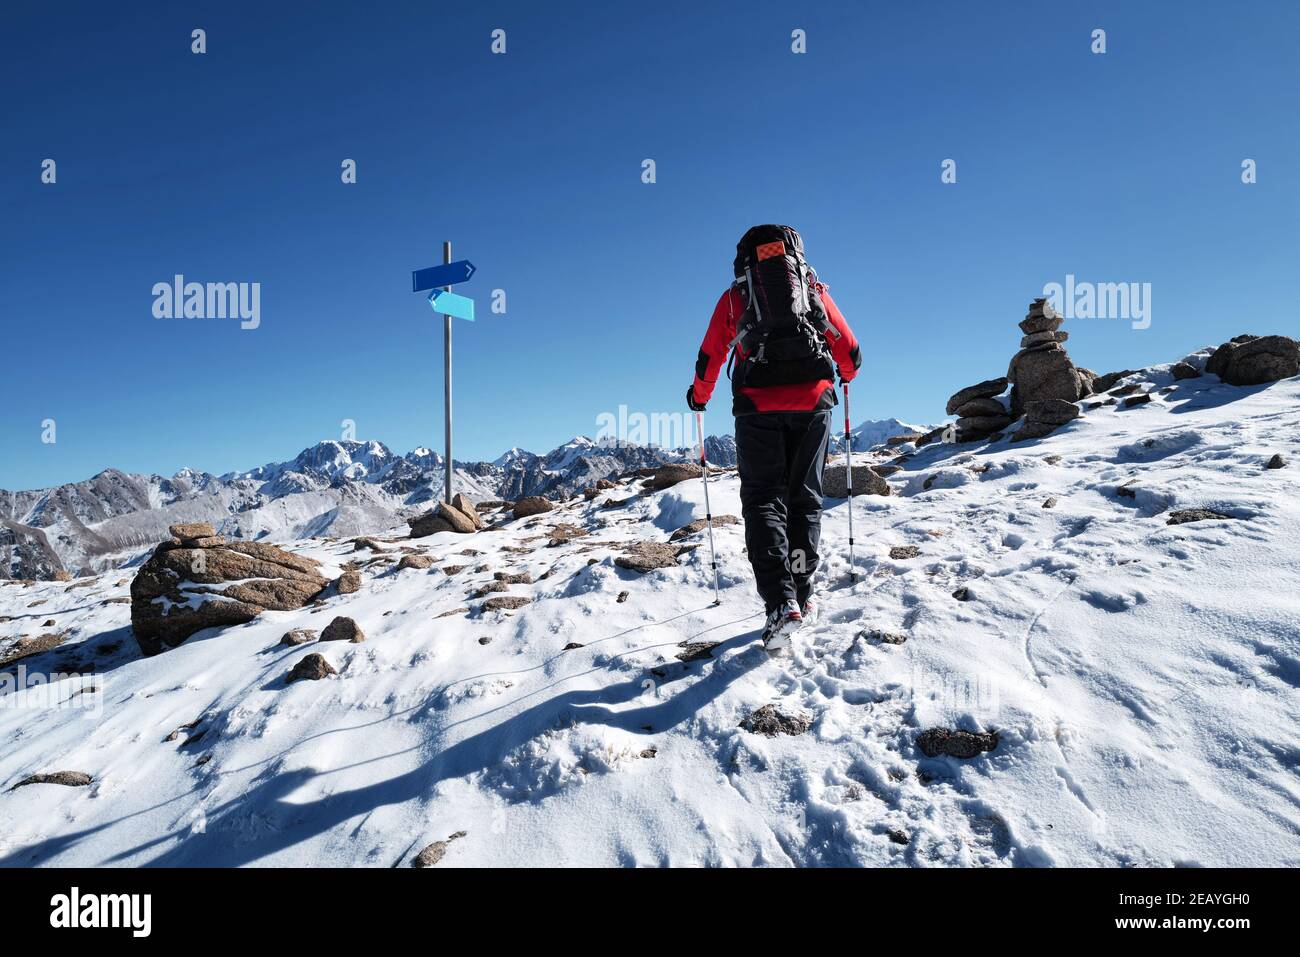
[952,397,1007,418]
[437,501,477,534]
[889,545,920,560]
[945,377,1008,415]
[651,463,701,491]
[1024,398,1080,426]
[130,538,327,656]
[1206,334,1300,386]
[397,554,434,571]
[1171,361,1201,380]
[1266,453,1287,470]
[823,463,891,498]
[320,616,365,643]
[956,414,1014,434]
[287,653,336,683]
[280,628,317,646]
[335,570,362,594]
[408,511,455,538]
[451,494,484,529]
[512,496,555,519]
[494,571,533,584]
[168,522,216,540]
[1009,346,1087,407]
[1090,370,1138,393]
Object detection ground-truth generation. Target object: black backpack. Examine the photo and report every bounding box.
[728,224,839,390]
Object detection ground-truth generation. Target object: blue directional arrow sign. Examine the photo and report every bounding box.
[412,259,476,292]
[427,289,475,321]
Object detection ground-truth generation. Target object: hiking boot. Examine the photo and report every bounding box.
[762,600,803,654]
[799,596,819,626]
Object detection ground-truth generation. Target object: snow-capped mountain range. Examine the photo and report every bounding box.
[0,420,925,580]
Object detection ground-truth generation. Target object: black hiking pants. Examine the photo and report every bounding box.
[734,410,832,614]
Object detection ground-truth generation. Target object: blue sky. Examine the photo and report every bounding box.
[3,0,1297,489]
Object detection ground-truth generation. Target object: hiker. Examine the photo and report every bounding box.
[686,225,861,652]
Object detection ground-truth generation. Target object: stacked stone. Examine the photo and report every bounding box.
[1007,298,1093,441]
[943,376,1012,443]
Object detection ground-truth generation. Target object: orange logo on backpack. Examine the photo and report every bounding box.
[755,241,786,261]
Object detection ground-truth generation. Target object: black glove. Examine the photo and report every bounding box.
[686,386,707,412]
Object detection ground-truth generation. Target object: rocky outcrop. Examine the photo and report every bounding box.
[1166,508,1235,526]
[1205,334,1300,386]
[130,525,328,656]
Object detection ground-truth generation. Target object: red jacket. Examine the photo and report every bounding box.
[691,283,861,415]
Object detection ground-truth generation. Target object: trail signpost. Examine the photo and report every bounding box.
[412,244,477,505]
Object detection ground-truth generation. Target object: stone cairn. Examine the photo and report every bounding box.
[925,297,1095,446]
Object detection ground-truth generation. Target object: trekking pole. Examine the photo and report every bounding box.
[844,382,857,583]
[695,411,723,606]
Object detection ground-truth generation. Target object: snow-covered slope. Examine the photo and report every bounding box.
[1,361,1296,867]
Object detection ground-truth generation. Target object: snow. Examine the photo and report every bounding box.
[0,364,1296,867]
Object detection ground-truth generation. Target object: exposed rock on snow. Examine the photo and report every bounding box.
[9,771,93,791]
[741,705,812,737]
[651,463,701,491]
[1266,453,1286,470]
[129,533,328,655]
[320,616,365,643]
[916,728,999,759]
[396,554,433,571]
[889,546,920,560]
[1166,508,1235,525]
[411,831,466,868]
[451,494,484,530]
[286,652,336,683]
[335,570,362,594]
[1171,361,1201,380]
[512,496,555,519]
[669,515,739,541]
[823,463,891,498]
[675,641,717,662]
[1206,334,1300,386]
[480,595,531,612]
[279,628,316,647]
[614,541,684,572]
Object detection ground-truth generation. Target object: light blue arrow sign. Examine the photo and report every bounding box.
[412,259,476,292]
[427,289,475,321]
